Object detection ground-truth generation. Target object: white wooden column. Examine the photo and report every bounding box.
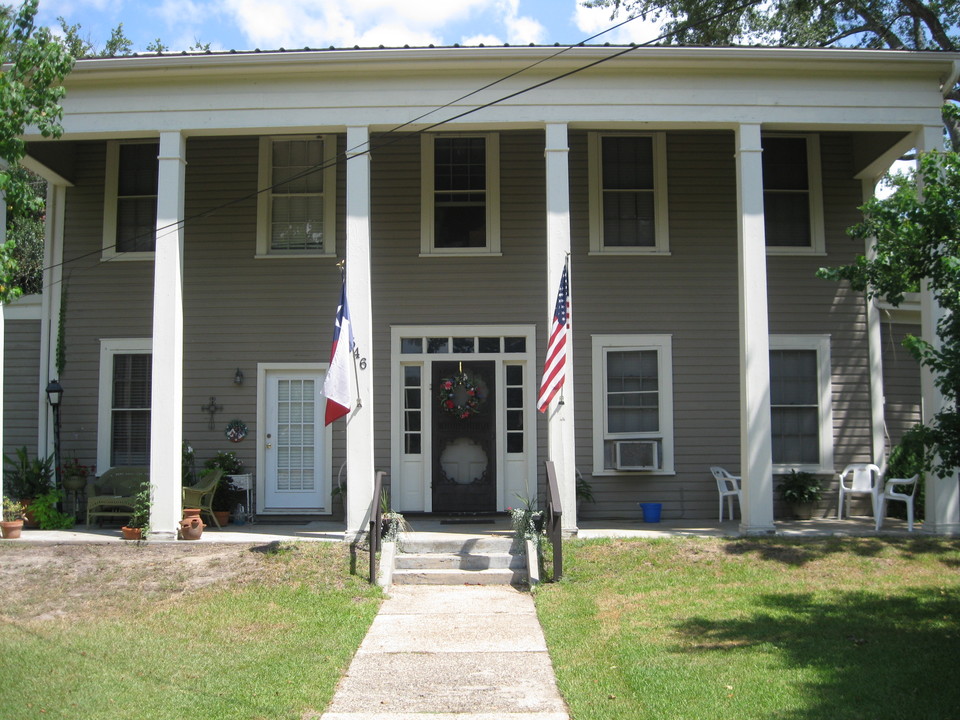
[544,123,577,534]
[861,178,887,470]
[734,124,775,534]
[38,183,66,460]
[149,131,187,541]
[344,126,376,541]
[916,125,960,534]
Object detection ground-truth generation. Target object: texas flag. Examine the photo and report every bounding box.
[323,280,355,425]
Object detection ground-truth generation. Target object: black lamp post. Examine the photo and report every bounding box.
[45,380,64,502]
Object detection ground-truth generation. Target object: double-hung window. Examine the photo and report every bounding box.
[103,141,159,259]
[421,134,500,254]
[592,335,674,474]
[769,335,833,473]
[762,134,824,254]
[588,132,669,254]
[97,339,152,471]
[257,136,337,256]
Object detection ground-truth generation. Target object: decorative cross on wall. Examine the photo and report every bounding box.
[200,396,223,430]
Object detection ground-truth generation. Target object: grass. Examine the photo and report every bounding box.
[0,541,382,720]
[534,536,960,720]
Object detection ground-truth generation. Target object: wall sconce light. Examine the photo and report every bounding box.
[234,368,244,385]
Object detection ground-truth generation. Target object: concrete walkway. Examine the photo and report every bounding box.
[319,585,569,720]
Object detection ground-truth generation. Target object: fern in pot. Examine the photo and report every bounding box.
[779,470,822,519]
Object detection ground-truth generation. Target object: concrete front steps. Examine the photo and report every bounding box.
[389,533,528,586]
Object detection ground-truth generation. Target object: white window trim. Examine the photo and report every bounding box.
[102,140,158,262]
[591,334,675,476]
[256,135,337,258]
[588,132,670,255]
[97,338,152,473]
[764,133,826,256]
[420,133,502,257]
[769,334,834,474]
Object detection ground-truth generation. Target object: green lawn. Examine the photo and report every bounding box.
[535,536,960,720]
[0,542,382,720]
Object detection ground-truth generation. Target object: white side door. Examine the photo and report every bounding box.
[263,370,328,512]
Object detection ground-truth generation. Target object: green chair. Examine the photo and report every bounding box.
[182,468,224,528]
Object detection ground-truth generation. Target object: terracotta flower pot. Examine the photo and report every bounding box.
[1,520,24,539]
[179,516,204,540]
[183,508,202,519]
[121,526,143,541]
[213,510,230,527]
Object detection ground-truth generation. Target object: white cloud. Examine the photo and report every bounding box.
[574,4,663,44]
[156,0,205,26]
[461,33,504,47]
[223,0,493,48]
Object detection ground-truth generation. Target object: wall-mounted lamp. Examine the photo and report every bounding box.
[234,368,244,385]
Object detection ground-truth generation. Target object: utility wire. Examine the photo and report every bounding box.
[40,0,765,287]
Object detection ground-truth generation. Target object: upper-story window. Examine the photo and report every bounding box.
[103,141,159,260]
[762,135,825,254]
[588,133,669,254]
[421,134,501,255]
[257,136,337,257]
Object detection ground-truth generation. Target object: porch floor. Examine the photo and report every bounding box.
[5,514,920,544]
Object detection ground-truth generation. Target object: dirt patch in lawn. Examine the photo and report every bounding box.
[0,542,295,621]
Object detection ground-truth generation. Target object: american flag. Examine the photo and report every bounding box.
[537,262,570,413]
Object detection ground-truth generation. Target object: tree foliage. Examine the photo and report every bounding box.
[56,17,133,58]
[585,0,960,145]
[0,0,73,302]
[819,151,960,478]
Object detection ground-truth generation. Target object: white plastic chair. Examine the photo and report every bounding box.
[710,467,742,522]
[837,463,882,519]
[875,475,920,532]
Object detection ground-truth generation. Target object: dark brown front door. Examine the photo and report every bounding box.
[431,361,496,513]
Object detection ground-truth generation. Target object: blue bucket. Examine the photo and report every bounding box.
[639,502,662,523]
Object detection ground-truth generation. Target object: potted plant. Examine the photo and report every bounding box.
[29,489,75,529]
[1,497,25,539]
[3,447,54,526]
[379,489,408,542]
[779,470,823,519]
[61,457,94,492]
[122,483,151,540]
[204,451,244,525]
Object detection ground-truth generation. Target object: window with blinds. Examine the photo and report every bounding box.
[111,353,152,465]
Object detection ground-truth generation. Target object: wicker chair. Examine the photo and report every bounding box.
[182,468,224,528]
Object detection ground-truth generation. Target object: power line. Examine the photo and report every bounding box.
[40,0,765,288]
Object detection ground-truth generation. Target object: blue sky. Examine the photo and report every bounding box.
[40,0,664,54]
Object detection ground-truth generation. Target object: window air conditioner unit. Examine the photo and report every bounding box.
[614,440,660,471]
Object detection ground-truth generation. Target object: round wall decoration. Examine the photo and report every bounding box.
[438,372,483,419]
[225,419,248,443]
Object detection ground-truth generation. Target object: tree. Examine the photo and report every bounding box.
[584,0,960,147]
[5,165,44,295]
[57,17,132,58]
[0,0,73,302]
[818,151,960,477]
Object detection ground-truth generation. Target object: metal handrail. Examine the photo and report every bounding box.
[544,460,563,581]
[369,470,385,584]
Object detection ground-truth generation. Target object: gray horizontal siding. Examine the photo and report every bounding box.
[3,319,41,459]
[51,129,876,521]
